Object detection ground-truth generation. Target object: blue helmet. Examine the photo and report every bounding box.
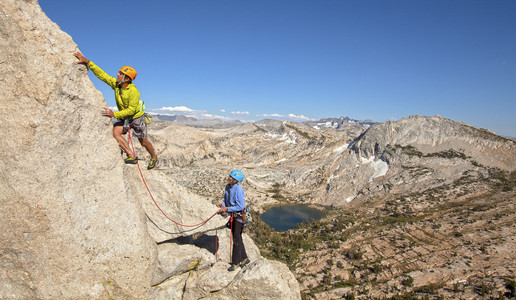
[229,170,245,183]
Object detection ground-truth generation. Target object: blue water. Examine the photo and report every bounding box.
[260,204,326,231]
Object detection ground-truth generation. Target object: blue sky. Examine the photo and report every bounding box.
[40,0,516,136]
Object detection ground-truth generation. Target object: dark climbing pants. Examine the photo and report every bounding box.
[231,218,248,265]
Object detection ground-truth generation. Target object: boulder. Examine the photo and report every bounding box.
[150,258,301,300]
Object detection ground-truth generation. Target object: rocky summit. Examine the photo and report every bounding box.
[2,1,515,300]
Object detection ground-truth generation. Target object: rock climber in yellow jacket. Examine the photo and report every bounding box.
[74,52,158,169]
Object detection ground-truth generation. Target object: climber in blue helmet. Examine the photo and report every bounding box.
[217,170,250,271]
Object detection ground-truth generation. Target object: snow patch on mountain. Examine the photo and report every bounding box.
[312,121,339,130]
[362,156,389,182]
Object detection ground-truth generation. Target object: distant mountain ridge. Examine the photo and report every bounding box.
[304,116,376,129]
[151,113,375,129]
[151,113,244,128]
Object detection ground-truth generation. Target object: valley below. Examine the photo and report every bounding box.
[144,115,516,299]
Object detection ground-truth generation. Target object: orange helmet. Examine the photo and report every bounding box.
[119,66,137,81]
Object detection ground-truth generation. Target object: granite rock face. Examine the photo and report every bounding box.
[0,1,301,299]
[0,0,156,298]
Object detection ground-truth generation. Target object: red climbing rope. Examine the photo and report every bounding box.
[126,128,228,263]
[229,215,233,262]
[127,129,219,228]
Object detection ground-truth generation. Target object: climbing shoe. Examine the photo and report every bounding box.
[124,157,138,164]
[147,158,158,170]
[227,264,238,272]
[239,258,250,268]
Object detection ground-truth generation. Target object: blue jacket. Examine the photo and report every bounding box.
[223,184,245,213]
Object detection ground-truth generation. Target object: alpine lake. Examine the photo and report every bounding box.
[260,204,328,231]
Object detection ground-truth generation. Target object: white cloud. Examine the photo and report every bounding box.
[231,111,250,115]
[146,105,314,123]
[259,113,283,117]
[288,113,311,121]
[203,113,228,119]
[257,113,314,121]
[156,106,194,112]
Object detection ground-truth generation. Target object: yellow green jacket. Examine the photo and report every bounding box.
[87,61,144,120]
